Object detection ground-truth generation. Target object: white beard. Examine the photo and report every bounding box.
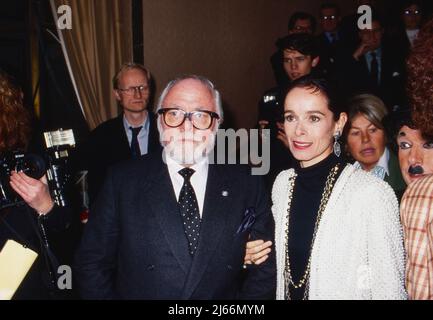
[161,129,216,165]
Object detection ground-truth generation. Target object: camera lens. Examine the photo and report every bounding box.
[18,154,46,179]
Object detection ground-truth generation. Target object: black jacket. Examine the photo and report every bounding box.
[75,153,276,299]
[81,112,160,204]
[336,44,407,112]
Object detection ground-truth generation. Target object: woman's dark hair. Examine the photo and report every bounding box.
[285,76,344,121]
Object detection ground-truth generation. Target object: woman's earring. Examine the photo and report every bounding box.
[333,131,341,157]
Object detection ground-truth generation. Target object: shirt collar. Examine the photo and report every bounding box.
[325,31,338,42]
[406,28,419,36]
[376,147,390,176]
[367,47,382,59]
[123,112,149,133]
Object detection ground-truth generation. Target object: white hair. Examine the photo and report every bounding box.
[155,74,224,121]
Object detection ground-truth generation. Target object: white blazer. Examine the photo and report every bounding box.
[272,164,407,300]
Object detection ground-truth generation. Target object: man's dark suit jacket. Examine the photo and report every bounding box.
[316,32,343,79]
[336,44,407,112]
[74,153,276,300]
[83,112,160,204]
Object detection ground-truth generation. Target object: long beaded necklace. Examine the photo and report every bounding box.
[284,163,340,300]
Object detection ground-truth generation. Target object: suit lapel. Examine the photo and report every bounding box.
[115,114,133,158]
[381,47,393,88]
[148,112,161,153]
[360,55,370,78]
[147,158,192,274]
[182,164,231,299]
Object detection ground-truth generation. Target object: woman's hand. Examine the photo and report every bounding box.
[244,239,272,265]
[10,171,54,215]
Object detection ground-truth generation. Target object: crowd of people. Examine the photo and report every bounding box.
[1,1,433,300]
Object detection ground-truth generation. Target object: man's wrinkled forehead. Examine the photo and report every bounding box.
[164,80,215,108]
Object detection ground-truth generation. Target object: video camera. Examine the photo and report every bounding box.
[0,129,75,210]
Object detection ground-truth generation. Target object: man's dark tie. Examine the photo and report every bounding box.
[178,168,201,255]
[329,32,337,44]
[129,126,142,157]
[370,52,379,86]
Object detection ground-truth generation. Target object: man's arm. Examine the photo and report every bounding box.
[74,168,120,299]
[239,175,276,300]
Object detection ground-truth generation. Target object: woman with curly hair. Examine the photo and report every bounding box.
[0,70,70,299]
[406,18,433,139]
[400,17,433,300]
[0,70,32,153]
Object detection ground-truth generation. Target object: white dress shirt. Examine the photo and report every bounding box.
[166,156,209,217]
[406,29,419,47]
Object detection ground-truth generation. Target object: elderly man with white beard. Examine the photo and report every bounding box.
[75,75,276,300]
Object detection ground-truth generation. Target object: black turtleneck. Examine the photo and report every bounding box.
[287,153,344,300]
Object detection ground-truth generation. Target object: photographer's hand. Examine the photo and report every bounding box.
[10,171,54,215]
[276,122,290,149]
[258,120,269,141]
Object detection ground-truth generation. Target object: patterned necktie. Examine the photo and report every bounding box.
[178,168,201,255]
[129,126,142,157]
[370,52,379,86]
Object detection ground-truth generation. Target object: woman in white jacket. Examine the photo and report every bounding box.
[245,76,407,300]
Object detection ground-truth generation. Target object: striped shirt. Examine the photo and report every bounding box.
[400,174,433,300]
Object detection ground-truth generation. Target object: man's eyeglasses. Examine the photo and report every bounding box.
[404,9,421,16]
[117,85,149,95]
[157,108,220,130]
[321,15,337,20]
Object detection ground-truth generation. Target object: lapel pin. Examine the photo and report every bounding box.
[222,191,229,197]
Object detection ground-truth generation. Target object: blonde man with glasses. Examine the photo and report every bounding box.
[81,63,161,204]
